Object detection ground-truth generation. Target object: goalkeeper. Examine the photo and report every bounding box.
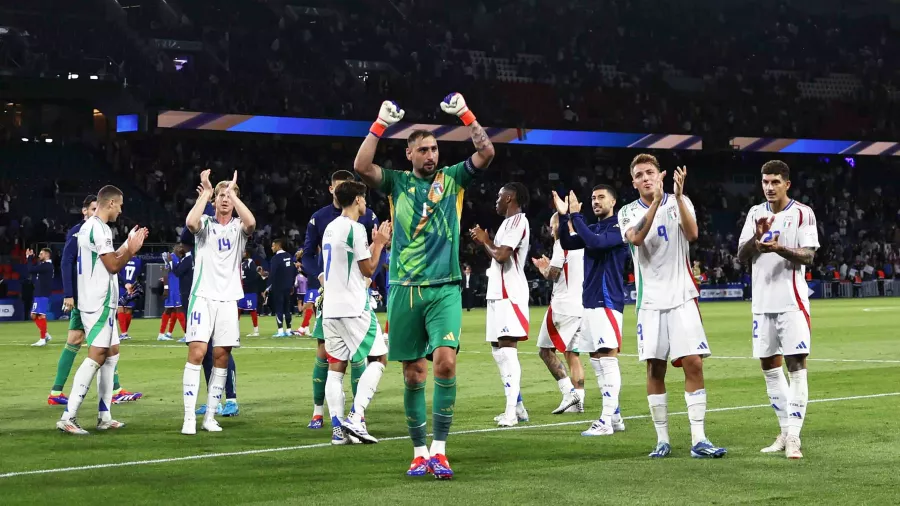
[353,93,496,479]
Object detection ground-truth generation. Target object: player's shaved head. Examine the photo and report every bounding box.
[97,185,123,205]
[331,170,354,184]
[761,160,790,181]
[335,181,368,208]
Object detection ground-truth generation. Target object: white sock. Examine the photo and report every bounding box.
[182,363,201,419]
[575,388,585,405]
[648,393,669,444]
[598,357,621,424]
[253,326,259,333]
[590,358,604,394]
[787,369,808,438]
[62,358,101,421]
[429,440,446,456]
[353,362,385,416]
[763,367,790,434]
[325,370,345,421]
[685,389,708,445]
[206,367,227,423]
[499,347,521,418]
[313,405,324,417]
[414,446,430,459]
[491,346,509,407]
[557,377,575,395]
[97,354,119,422]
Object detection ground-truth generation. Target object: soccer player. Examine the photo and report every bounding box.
[181,169,255,435]
[49,195,142,406]
[173,242,194,343]
[354,93,495,478]
[26,247,54,347]
[56,185,148,434]
[556,186,629,436]
[158,246,186,341]
[470,183,531,428]
[531,213,585,415]
[737,160,817,459]
[268,238,295,337]
[321,181,392,445]
[617,154,726,458]
[300,170,378,429]
[239,248,261,337]
[295,267,307,325]
[117,255,143,340]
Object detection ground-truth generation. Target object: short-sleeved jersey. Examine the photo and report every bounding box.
[738,199,820,314]
[486,213,530,302]
[549,239,584,316]
[120,257,143,286]
[165,255,181,294]
[192,215,248,301]
[379,159,475,286]
[617,194,699,310]
[77,216,118,312]
[322,216,371,318]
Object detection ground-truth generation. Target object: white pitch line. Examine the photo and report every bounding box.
[1,391,897,480]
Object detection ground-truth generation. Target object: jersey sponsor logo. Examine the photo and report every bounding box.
[501,326,509,333]
[697,342,709,350]
[789,411,803,419]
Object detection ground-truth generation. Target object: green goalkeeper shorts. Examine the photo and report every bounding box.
[387,283,461,362]
[68,308,84,332]
[313,308,325,341]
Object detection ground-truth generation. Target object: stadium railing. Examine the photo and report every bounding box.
[821,280,899,298]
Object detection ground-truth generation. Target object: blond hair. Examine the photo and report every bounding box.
[214,181,240,198]
[629,153,660,175]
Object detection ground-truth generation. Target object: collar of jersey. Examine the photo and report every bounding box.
[638,194,668,209]
[766,199,795,213]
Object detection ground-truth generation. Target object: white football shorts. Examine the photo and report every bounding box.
[186,296,241,348]
[636,299,709,364]
[536,306,582,352]
[578,307,623,353]
[486,299,530,342]
[752,310,811,358]
[83,307,120,349]
[323,310,388,362]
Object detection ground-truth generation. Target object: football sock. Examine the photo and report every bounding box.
[557,377,575,395]
[206,367,227,423]
[499,347,521,419]
[685,389,708,445]
[313,405,324,417]
[284,305,292,329]
[275,311,284,330]
[432,376,456,443]
[301,309,313,328]
[325,370,345,420]
[430,440,446,457]
[648,393,669,444]
[787,369,808,438]
[414,445,430,459]
[63,358,100,421]
[491,346,509,406]
[250,310,258,328]
[351,360,366,398]
[516,392,525,410]
[51,343,82,393]
[576,388,585,407]
[160,313,170,334]
[117,313,128,334]
[112,364,121,391]
[404,380,427,447]
[36,316,47,339]
[182,363,201,418]
[599,357,621,424]
[176,311,186,332]
[312,358,328,406]
[763,367,790,434]
[167,313,177,333]
[353,362,385,416]
[225,355,237,400]
[97,354,118,422]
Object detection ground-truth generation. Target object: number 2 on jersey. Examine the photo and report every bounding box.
[322,243,332,281]
[762,230,781,243]
[752,320,758,338]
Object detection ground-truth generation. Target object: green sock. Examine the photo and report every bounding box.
[312,358,328,406]
[113,364,121,391]
[350,361,366,398]
[51,343,81,393]
[404,380,428,447]
[433,376,457,441]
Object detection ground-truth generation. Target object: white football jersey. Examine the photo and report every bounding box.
[738,199,819,314]
[549,239,584,317]
[486,213,530,303]
[618,194,699,310]
[77,216,118,312]
[322,216,371,318]
[193,215,248,301]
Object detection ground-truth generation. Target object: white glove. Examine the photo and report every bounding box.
[370,100,404,137]
[440,93,476,125]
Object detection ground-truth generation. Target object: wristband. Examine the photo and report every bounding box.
[459,110,476,126]
[370,121,387,138]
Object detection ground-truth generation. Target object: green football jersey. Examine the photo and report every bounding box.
[379,160,475,286]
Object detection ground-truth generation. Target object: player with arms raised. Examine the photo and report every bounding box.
[353,93,495,479]
[737,160,817,459]
[617,154,726,459]
[470,183,530,428]
[181,170,255,435]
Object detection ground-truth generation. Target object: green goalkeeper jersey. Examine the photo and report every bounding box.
[379,159,475,286]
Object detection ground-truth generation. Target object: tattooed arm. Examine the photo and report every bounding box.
[469,120,495,169]
[759,242,816,266]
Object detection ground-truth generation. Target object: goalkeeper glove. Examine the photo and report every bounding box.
[440,92,476,126]
[370,100,404,138]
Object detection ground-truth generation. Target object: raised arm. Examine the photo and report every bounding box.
[187,169,214,234]
[557,214,586,250]
[571,213,624,250]
[355,101,405,188]
[223,171,256,235]
[99,226,148,274]
[440,93,494,169]
[359,222,392,278]
[673,167,698,242]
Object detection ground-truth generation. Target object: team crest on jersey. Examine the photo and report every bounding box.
[431,181,444,196]
[782,216,794,228]
[667,207,678,220]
